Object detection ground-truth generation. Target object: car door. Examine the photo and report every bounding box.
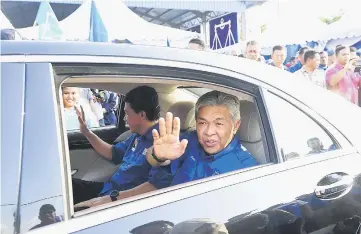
[68,82,361,234]
[28,56,361,234]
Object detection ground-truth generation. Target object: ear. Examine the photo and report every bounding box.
[139,111,146,119]
[233,120,241,135]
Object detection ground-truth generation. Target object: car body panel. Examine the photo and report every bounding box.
[1,42,361,234]
[71,152,361,234]
[17,63,65,232]
[1,62,26,234]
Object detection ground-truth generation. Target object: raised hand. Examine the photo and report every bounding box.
[75,105,89,134]
[152,112,188,161]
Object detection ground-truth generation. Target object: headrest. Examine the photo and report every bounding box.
[238,101,262,143]
[168,101,195,131]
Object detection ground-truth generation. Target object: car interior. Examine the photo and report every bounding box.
[60,77,268,186]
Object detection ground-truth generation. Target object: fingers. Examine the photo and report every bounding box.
[159,117,166,137]
[172,117,180,137]
[165,112,173,135]
[152,129,160,142]
[74,105,81,117]
[180,139,188,153]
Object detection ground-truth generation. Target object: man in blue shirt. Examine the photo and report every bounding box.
[72,86,171,209]
[319,51,328,70]
[147,91,258,185]
[289,47,309,73]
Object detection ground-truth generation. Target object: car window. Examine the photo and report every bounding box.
[59,78,264,217]
[61,87,121,131]
[264,91,337,161]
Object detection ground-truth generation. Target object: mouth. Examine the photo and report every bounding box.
[204,139,218,147]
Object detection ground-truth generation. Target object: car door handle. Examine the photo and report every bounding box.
[315,173,354,200]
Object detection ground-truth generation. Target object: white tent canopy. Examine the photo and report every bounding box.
[325,13,361,41]
[1,11,14,29]
[18,0,197,47]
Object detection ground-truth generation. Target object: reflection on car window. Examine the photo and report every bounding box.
[28,204,63,231]
[62,87,120,131]
[265,92,337,161]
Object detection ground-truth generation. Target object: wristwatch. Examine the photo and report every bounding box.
[109,190,119,202]
[152,148,166,163]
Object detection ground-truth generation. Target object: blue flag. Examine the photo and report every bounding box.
[89,0,108,42]
[34,1,63,40]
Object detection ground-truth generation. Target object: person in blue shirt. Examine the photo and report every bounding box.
[289,47,309,73]
[147,91,258,185]
[319,51,328,71]
[72,86,171,209]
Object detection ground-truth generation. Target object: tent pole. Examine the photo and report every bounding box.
[240,1,247,42]
[202,12,208,46]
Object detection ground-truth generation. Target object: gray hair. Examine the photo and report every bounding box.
[195,91,240,121]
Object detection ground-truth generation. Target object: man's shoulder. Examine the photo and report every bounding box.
[180,130,197,141]
[235,143,258,165]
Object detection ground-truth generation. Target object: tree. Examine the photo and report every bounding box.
[320,9,344,25]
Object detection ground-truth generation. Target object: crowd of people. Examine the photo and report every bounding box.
[186,37,361,106]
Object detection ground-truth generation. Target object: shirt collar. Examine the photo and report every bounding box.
[140,123,159,141]
[201,136,240,161]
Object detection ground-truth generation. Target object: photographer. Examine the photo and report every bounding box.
[326,45,361,105]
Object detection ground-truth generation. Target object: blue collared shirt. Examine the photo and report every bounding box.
[289,61,303,73]
[170,131,258,186]
[319,64,328,71]
[100,123,172,195]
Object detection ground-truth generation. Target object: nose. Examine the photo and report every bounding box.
[204,123,216,136]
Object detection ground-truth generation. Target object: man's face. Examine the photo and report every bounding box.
[337,48,351,65]
[246,44,260,61]
[124,103,143,134]
[307,53,321,70]
[62,87,79,108]
[308,138,321,151]
[320,53,328,65]
[188,42,203,51]
[271,49,286,66]
[39,210,56,224]
[196,105,240,155]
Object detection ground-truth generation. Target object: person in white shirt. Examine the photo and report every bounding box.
[62,87,99,130]
[296,50,326,88]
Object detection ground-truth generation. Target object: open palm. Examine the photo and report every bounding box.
[75,105,88,134]
[153,112,188,161]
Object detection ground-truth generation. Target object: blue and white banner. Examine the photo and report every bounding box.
[209,13,238,50]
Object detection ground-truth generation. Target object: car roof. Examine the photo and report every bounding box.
[2,41,361,149]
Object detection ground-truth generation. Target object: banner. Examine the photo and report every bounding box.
[34,1,63,40]
[209,13,238,50]
[89,0,108,42]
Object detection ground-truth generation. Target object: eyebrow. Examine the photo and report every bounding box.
[197,117,226,121]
